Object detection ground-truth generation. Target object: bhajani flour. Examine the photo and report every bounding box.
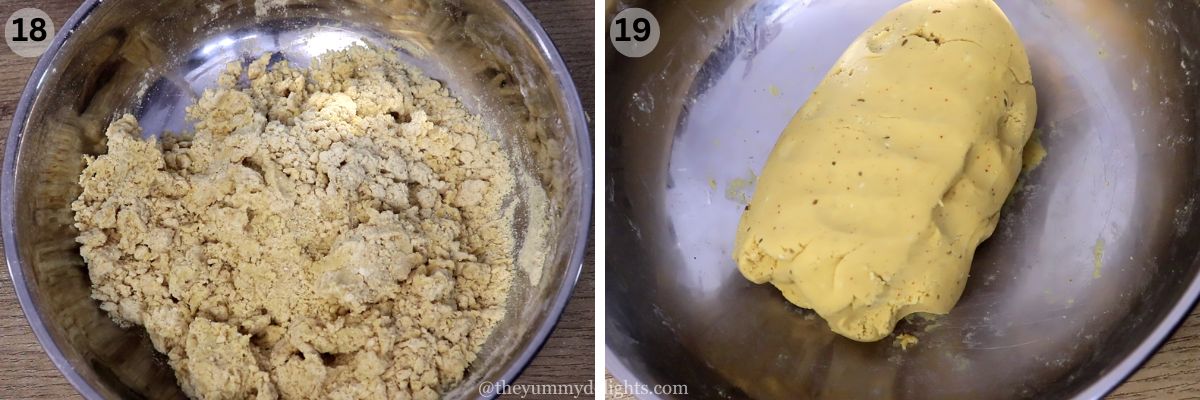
[72,46,525,399]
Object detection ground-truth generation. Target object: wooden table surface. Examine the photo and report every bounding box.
[0,0,593,398]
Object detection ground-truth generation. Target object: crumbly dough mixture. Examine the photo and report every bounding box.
[734,0,1036,342]
[72,46,516,399]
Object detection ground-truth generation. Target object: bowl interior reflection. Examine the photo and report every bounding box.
[607,0,1200,398]
[5,1,589,398]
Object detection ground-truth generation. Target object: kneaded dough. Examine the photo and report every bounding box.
[733,0,1036,342]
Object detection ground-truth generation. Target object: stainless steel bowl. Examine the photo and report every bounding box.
[606,0,1200,398]
[3,0,591,398]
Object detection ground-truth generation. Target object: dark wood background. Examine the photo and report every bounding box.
[0,0,594,398]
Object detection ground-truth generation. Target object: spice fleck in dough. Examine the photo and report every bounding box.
[72,46,516,399]
[733,0,1036,342]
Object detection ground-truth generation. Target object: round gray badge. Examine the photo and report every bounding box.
[5,8,54,58]
[609,8,659,58]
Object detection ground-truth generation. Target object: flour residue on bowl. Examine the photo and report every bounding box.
[725,170,757,205]
[255,0,289,16]
[515,172,550,286]
[1174,196,1196,237]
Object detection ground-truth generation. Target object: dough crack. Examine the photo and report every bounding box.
[828,245,861,284]
[905,31,981,48]
[1007,66,1035,86]
[779,242,809,261]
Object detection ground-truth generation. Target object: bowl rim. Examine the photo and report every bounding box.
[0,1,593,399]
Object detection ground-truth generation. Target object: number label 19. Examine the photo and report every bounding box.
[613,16,652,42]
[610,8,660,58]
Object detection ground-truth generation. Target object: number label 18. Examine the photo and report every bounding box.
[11,17,48,42]
[6,8,54,57]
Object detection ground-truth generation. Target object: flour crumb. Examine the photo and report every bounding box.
[254,0,288,16]
[894,333,919,350]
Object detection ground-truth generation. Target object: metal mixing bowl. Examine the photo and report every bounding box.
[2,0,591,398]
[606,0,1200,398]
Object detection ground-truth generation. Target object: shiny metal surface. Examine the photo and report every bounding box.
[3,0,591,399]
[606,0,1200,398]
